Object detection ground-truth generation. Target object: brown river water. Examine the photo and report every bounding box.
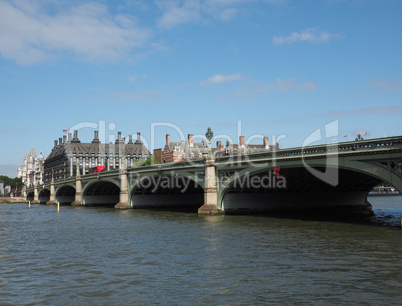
[1,196,401,305]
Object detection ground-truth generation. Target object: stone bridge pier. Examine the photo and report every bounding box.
[71,171,83,206]
[198,157,222,215]
[115,169,129,210]
[46,180,55,205]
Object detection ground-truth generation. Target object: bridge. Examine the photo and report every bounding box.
[26,136,402,215]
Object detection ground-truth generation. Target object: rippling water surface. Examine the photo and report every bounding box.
[1,197,402,305]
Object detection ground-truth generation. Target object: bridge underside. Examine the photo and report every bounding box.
[132,176,203,212]
[222,168,382,216]
[27,191,34,202]
[56,186,75,205]
[38,189,50,204]
[84,181,120,207]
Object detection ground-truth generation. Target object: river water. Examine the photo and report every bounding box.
[1,196,402,305]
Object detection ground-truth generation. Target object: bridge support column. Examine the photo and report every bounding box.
[71,173,83,206]
[115,169,130,210]
[198,157,223,215]
[32,185,39,204]
[46,180,55,205]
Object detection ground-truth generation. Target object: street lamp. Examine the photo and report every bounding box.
[205,126,214,157]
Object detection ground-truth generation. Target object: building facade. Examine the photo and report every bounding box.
[161,133,278,163]
[43,130,150,183]
[17,148,46,187]
[215,136,278,156]
[162,134,208,163]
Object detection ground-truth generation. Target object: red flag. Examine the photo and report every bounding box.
[63,129,68,133]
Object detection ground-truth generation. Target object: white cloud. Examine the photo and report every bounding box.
[218,8,238,21]
[127,75,137,83]
[273,28,345,45]
[201,73,244,85]
[275,78,316,91]
[127,73,148,83]
[214,77,316,103]
[0,0,152,65]
[156,0,285,29]
[156,0,202,29]
[367,78,402,91]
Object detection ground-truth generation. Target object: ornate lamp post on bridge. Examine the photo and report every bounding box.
[205,126,214,158]
[199,126,221,214]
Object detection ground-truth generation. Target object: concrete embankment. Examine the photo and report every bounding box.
[0,197,27,204]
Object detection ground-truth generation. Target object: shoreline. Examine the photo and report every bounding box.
[0,197,27,204]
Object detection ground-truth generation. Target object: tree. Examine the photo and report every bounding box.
[130,156,159,168]
[141,156,159,166]
[0,175,23,189]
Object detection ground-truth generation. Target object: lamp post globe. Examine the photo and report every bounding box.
[205,127,214,157]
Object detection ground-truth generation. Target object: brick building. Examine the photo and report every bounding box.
[161,133,278,163]
[162,134,208,163]
[215,136,277,156]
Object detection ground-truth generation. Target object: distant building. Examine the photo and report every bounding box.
[160,133,278,163]
[4,185,11,196]
[10,186,24,197]
[215,136,277,156]
[162,134,208,163]
[43,130,150,183]
[17,148,46,187]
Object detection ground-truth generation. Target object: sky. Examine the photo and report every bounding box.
[0,0,401,177]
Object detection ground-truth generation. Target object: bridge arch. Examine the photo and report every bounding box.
[27,191,34,202]
[130,174,204,211]
[55,184,76,205]
[82,180,120,207]
[219,161,400,215]
[38,188,50,204]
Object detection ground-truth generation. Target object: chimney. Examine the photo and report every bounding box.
[116,131,124,144]
[166,134,170,145]
[71,130,80,143]
[59,138,62,146]
[239,136,245,146]
[188,134,193,147]
[68,133,72,142]
[128,135,133,144]
[137,132,141,140]
[217,141,222,150]
[54,140,58,147]
[63,135,67,143]
[92,130,100,143]
[263,136,269,149]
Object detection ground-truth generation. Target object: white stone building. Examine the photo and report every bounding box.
[17,148,46,187]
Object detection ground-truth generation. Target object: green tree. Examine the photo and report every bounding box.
[130,156,159,168]
[0,175,23,189]
[141,156,159,166]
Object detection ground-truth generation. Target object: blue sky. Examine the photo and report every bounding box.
[0,0,401,177]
